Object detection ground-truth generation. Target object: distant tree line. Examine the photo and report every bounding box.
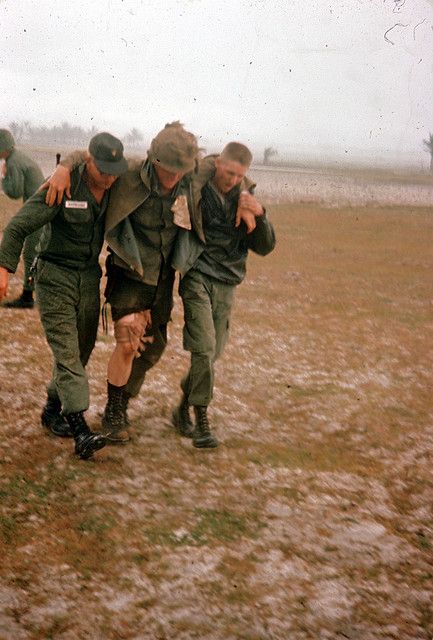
[7,120,145,148]
[8,120,292,166]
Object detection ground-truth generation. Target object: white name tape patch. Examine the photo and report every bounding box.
[65,200,88,209]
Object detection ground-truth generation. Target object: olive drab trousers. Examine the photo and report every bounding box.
[179,270,235,407]
[35,259,102,414]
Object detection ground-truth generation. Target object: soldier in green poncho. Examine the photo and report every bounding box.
[0,128,44,308]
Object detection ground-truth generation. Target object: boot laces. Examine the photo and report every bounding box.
[198,408,210,435]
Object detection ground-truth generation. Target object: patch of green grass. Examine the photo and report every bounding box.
[136,597,158,609]
[36,615,72,639]
[0,468,87,505]
[191,508,265,544]
[323,544,339,553]
[0,475,45,502]
[141,527,183,547]
[158,488,178,506]
[417,601,433,631]
[76,514,116,535]
[385,405,417,419]
[279,486,303,502]
[415,531,431,551]
[249,439,378,476]
[420,572,433,582]
[141,507,266,548]
[7,575,31,589]
[249,445,314,470]
[0,515,18,544]
[226,584,252,604]
[131,552,149,565]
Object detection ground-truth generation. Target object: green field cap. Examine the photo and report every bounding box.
[88,132,128,176]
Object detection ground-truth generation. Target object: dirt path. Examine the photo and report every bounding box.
[0,202,432,639]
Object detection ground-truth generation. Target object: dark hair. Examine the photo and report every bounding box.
[220,142,252,167]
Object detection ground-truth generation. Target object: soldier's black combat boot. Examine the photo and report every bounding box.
[121,391,131,427]
[41,396,73,437]
[193,406,218,449]
[172,395,194,438]
[2,290,34,309]
[65,411,106,460]
[101,382,130,444]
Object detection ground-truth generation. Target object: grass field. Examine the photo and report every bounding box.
[0,190,432,639]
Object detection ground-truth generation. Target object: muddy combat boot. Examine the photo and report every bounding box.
[65,411,106,460]
[2,290,34,309]
[172,395,194,438]
[101,382,130,444]
[41,396,73,437]
[121,391,131,427]
[193,406,218,449]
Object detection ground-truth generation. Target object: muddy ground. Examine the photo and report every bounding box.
[0,176,432,639]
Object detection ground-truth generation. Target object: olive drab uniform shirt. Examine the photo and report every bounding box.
[172,155,276,279]
[112,161,184,285]
[59,152,202,286]
[1,149,44,201]
[0,164,108,274]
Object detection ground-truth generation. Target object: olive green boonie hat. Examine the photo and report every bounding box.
[0,129,15,153]
[149,121,199,174]
[88,132,128,176]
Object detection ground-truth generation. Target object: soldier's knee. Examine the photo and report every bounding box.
[116,339,137,359]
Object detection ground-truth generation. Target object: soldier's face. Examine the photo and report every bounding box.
[213,157,248,194]
[153,163,186,192]
[86,157,118,190]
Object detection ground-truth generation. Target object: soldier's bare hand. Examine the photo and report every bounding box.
[41,166,72,206]
[238,190,264,217]
[0,267,10,301]
[235,206,256,233]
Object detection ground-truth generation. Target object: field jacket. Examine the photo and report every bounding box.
[0,165,107,273]
[1,149,44,201]
[172,155,275,277]
[61,151,206,280]
[104,158,205,279]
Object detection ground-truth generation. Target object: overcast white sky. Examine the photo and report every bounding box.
[1,0,433,165]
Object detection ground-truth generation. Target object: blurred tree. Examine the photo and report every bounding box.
[263,146,278,165]
[8,120,31,143]
[423,134,433,172]
[125,128,144,147]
